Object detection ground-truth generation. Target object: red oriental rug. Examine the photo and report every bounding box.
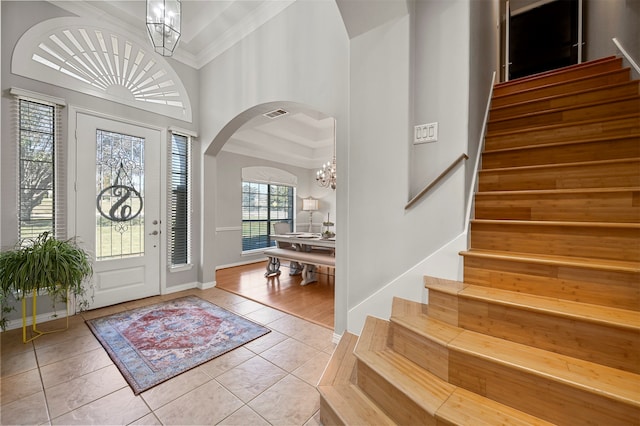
[86,295,270,394]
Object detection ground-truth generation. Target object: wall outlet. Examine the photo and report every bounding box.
[414,122,438,144]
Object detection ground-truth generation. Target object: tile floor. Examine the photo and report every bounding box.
[0,287,336,425]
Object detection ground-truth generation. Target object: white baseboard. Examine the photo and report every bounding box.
[332,332,342,345]
[164,281,216,291]
[216,258,266,270]
[164,282,199,294]
[198,281,216,290]
[5,309,66,331]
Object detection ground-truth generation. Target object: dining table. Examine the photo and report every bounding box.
[271,233,336,250]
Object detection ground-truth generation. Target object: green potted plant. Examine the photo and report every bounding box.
[0,231,93,332]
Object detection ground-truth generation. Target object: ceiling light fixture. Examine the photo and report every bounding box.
[146,0,181,57]
[316,119,337,190]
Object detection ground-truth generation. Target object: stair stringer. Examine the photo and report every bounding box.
[347,231,467,335]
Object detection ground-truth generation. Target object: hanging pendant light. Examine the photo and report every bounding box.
[316,118,337,190]
[146,0,181,57]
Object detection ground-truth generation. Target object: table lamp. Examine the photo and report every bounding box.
[302,197,319,233]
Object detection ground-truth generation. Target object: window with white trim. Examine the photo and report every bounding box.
[169,132,191,267]
[17,96,65,240]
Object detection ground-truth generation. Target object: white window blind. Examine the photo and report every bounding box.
[15,94,65,240]
[169,132,191,267]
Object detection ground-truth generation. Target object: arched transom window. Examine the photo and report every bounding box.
[12,17,192,122]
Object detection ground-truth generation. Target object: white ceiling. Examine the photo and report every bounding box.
[47,0,334,169]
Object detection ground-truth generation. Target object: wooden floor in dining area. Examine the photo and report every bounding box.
[215,261,335,329]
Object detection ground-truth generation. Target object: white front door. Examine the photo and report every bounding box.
[76,112,161,309]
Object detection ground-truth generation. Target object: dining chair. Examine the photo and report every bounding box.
[273,222,293,249]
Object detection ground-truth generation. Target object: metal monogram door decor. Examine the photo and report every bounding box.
[96,161,143,223]
[95,130,145,260]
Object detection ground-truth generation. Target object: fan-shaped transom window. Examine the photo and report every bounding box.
[12,17,192,122]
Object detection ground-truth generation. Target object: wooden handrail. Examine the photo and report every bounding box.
[405,153,468,210]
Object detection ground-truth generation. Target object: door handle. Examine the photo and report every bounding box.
[149,230,159,236]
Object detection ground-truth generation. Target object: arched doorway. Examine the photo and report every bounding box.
[205,101,338,329]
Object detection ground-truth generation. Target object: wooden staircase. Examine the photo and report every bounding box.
[318,56,640,425]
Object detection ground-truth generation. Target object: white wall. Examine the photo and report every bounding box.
[348,15,416,310]
[410,0,471,198]
[468,0,500,196]
[344,1,474,333]
[585,0,639,63]
[344,0,499,334]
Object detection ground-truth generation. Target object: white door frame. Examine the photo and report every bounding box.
[505,0,583,82]
[67,105,168,310]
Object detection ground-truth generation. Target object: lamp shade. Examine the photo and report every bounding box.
[302,198,318,211]
[146,0,181,56]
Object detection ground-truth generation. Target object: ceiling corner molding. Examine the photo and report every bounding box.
[12,17,193,123]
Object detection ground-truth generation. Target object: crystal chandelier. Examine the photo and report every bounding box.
[316,119,337,190]
[146,0,181,57]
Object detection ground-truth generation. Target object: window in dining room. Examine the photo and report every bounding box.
[241,181,294,251]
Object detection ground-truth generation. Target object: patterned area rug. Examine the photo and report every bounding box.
[86,295,270,394]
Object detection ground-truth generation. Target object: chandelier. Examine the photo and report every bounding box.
[316,119,337,190]
[146,0,181,57]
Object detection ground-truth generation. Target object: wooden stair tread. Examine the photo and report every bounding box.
[390,294,427,316]
[358,344,557,425]
[491,68,632,108]
[494,56,619,90]
[485,112,640,138]
[318,331,358,387]
[355,317,457,416]
[488,94,640,127]
[318,331,398,425]
[490,80,640,117]
[390,298,462,346]
[459,249,640,273]
[450,330,640,407]
[476,186,640,197]
[356,313,391,353]
[469,221,639,262]
[458,285,640,330]
[365,348,457,414]
[318,384,396,426]
[437,388,555,426]
[493,58,625,98]
[471,219,640,229]
[481,137,640,171]
[421,277,466,295]
[484,114,640,152]
[483,133,640,155]
[478,156,640,173]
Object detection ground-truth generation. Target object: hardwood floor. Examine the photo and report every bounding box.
[215,261,335,330]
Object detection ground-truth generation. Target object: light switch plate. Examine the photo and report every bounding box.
[414,122,438,144]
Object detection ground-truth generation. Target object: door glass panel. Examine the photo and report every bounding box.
[95,129,145,260]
